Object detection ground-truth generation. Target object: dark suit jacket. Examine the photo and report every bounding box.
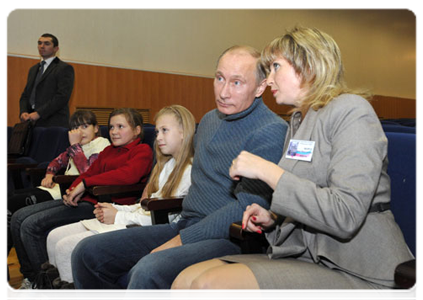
[19,57,74,128]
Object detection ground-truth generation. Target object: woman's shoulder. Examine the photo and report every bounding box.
[319,94,380,131]
[328,94,372,111]
[321,94,376,121]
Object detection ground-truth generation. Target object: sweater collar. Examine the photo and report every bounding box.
[113,137,141,150]
[217,97,263,121]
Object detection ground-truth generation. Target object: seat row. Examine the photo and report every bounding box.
[7,125,156,192]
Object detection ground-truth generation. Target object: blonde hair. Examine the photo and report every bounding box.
[145,105,195,198]
[261,26,370,115]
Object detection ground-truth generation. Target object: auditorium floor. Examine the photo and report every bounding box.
[7,247,23,289]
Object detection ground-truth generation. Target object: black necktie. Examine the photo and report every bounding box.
[29,61,46,109]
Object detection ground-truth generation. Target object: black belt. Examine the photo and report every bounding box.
[368,202,390,213]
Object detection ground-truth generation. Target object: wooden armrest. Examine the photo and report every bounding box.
[53,175,79,196]
[8,163,38,171]
[229,221,245,240]
[140,197,184,225]
[395,259,416,289]
[53,175,79,184]
[8,157,18,163]
[86,182,146,203]
[141,197,184,211]
[25,167,46,175]
[88,183,146,196]
[26,167,47,187]
[229,221,265,241]
[8,163,39,189]
[229,221,269,254]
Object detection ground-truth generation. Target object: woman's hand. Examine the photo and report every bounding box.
[63,182,85,207]
[229,151,265,181]
[41,174,55,188]
[94,203,117,224]
[68,128,83,145]
[229,151,284,190]
[241,203,275,234]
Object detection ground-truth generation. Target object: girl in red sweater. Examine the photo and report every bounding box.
[11,108,153,288]
[63,108,153,206]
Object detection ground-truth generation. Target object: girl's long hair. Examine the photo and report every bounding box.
[146,105,195,198]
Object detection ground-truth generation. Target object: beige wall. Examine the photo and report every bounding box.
[8,9,415,99]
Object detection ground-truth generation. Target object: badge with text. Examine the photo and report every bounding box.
[285,139,315,162]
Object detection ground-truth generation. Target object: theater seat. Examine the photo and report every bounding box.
[385,132,416,256]
[8,127,69,190]
[382,124,416,134]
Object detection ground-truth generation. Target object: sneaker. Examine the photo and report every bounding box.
[15,278,33,300]
[15,278,38,300]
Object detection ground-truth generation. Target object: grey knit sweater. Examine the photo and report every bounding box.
[180,98,288,244]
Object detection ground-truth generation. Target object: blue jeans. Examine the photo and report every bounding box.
[72,218,241,289]
[10,200,95,280]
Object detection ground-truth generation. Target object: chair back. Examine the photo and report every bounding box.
[143,126,156,151]
[385,132,416,256]
[382,124,416,134]
[100,125,110,141]
[8,126,13,142]
[8,121,34,158]
[16,127,70,165]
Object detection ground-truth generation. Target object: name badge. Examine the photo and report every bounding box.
[285,139,315,162]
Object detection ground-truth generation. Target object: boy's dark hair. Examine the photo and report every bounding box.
[108,108,144,141]
[41,33,59,47]
[69,110,101,137]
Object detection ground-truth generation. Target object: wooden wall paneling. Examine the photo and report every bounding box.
[7,56,39,125]
[371,95,416,119]
[7,56,416,127]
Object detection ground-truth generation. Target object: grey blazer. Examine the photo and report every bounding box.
[19,57,74,128]
[267,94,413,287]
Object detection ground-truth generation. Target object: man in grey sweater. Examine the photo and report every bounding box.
[72,45,288,289]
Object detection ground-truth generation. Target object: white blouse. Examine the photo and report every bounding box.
[80,158,192,233]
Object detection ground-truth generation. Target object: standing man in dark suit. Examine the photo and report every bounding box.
[19,33,74,128]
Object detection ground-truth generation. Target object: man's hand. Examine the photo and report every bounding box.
[28,112,40,122]
[20,113,30,122]
[150,235,182,254]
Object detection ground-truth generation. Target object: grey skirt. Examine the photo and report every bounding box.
[219,254,384,289]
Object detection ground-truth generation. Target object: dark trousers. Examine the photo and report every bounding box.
[7,188,53,255]
[72,218,241,289]
[10,200,95,280]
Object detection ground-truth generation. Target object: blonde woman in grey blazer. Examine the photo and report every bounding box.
[172,27,414,289]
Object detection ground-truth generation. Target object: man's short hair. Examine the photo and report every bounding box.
[216,45,266,84]
[41,33,59,47]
